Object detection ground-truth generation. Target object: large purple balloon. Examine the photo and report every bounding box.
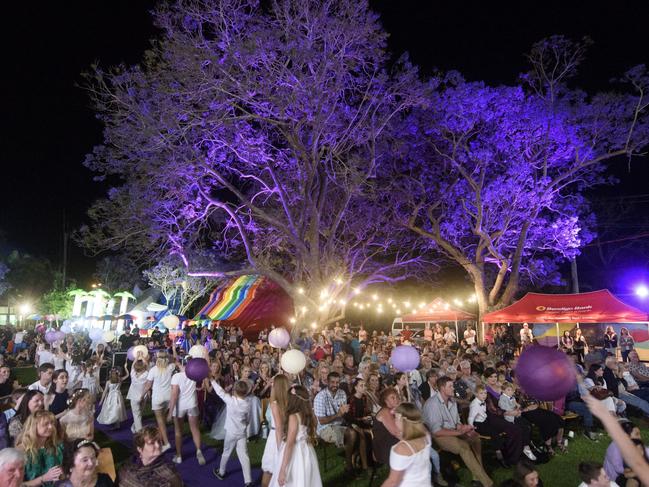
[391,345,420,372]
[516,345,576,401]
[185,358,209,382]
[127,346,136,361]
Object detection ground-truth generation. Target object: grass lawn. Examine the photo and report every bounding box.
[12,366,642,486]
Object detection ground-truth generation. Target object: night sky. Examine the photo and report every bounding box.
[2,1,649,294]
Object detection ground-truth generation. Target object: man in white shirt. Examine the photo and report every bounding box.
[464,325,476,346]
[28,363,54,394]
[423,376,493,487]
[168,366,204,465]
[577,461,620,487]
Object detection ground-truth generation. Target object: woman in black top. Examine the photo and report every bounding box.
[345,379,373,471]
[47,369,70,416]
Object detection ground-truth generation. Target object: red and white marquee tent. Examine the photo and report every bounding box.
[482,289,649,346]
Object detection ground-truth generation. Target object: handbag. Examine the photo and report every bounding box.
[590,387,613,400]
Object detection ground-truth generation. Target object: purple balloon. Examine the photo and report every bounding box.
[185,357,209,382]
[45,330,58,344]
[268,327,291,348]
[516,345,576,401]
[127,346,136,361]
[391,345,420,372]
[54,331,66,342]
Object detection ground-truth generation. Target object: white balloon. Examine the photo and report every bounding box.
[103,331,116,342]
[89,328,103,341]
[162,315,180,329]
[188,344,208,360]
[280,349,307,374]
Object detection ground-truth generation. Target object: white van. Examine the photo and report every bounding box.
[391,318,425,338]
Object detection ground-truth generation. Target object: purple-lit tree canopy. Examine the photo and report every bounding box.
[79,0,429,325]
[390,37,649,316]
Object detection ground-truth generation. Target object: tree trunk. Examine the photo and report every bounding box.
[571,258,580,293]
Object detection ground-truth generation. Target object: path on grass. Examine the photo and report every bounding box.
[95,411,263,487]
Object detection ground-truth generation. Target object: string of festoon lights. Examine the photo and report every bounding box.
[286,277,478,329]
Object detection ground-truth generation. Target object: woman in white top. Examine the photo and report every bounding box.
[381,402,432,487]
[141,349,177,451]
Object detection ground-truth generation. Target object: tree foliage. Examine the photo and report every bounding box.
[390,37,649,315]
[143,254,217,316]
[78,0,430,325]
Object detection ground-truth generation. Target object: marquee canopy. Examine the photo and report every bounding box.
[195,275,293,336]
[401,297,476,322]
[482,289,648,324]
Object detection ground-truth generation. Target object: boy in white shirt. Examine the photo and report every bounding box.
[210,377,253,487]
[469,385,508,467]
[577,461,620,487]
[167,363,205,465]
[28,363,54,394]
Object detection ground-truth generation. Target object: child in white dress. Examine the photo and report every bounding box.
[97,367,128,427]
[261,374,289,487]
[270,385,322,487]
[79,359,101,404]
[127,358,149,433]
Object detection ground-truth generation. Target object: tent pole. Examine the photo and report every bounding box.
[455,320,459,343]
[556,322,560,348]
[481,321,485,345]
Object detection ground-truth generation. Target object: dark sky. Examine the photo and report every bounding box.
[1,1,649,290]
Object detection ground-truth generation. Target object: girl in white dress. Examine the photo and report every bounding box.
[97,367,128,427]
[127,356,150,433]
[380,402,432,487]
[270,385,322,487]
[141,350,177,451]
[79,359,101,404]
[261,374,289,487]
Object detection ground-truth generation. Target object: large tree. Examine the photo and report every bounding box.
[78,0,429,326]
[391,37,649,317]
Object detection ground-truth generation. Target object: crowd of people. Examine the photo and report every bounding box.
[0,321,647,486]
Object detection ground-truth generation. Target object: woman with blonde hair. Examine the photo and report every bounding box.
[141,350,177,452]
[17,410,64,486]
[380,403,432,487]
[261,374,290,487]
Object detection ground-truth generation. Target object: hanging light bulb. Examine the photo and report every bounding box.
[297,287,305,294]
[354,287,362,295]
[396,309,402,314]
[289,317,296,324]
[372,294,378,301]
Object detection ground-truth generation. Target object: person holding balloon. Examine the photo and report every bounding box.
[127,353,149,433]
[167,356,207,466]
[141,349,178,453]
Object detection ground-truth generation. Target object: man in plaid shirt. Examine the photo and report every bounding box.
[314,371,357,472]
